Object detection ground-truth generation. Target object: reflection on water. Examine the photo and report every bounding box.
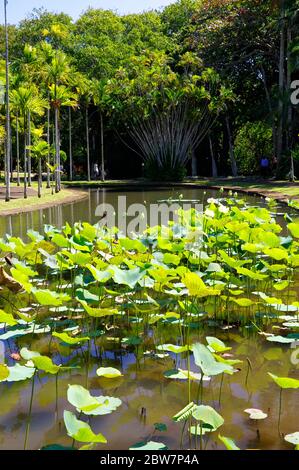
[0,188,298,450]
[0,187,289,239]
[0,329,298,450]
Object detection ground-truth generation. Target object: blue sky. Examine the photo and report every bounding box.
[4,0,177,24]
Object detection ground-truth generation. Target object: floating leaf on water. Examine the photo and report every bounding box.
[244,408,268,420]
[96,367,123,379]
[266,335,295,344]
[154,423,167,432]
[129,441,168,451]
[164,368,210,381]
[283,322,299,328]
[63,411,107,444]
[284,432,299,446]
[157,344,189,354]
[40,444,76,451]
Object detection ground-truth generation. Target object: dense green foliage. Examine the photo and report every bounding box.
[1,0,299,184]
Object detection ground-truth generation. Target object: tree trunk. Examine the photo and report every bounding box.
[191,150,197,177]
[276,0,286,175]
[286,26,294,181]
[86,107,90,181]
[23,114,27,199]
[225,116,238,177]
[16,110,20,186]
[69,106,73,181]
[38,159,42,198]
[55,106,60,193]
[28,110,31,186]
[209,134,218,178]
[260,65,277,159]
[46,101,50,188]
[100,111,105,181]
[4,0,10,202]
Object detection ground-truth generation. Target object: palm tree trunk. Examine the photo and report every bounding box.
[209,134,218,178]
[16,110,20,186]
[286,26,294,181]
[4,0,10,202]
[38,159,41,198]
[276,0,286,175]
[225,115,237,177]
[260,65,277,161]
[69,106,73,181]
[46,102,50,188]
[54,106,60,193]
[23,114,27,199]
[86,107,90,181]
[100,111,105,181]
[27,110,31,186]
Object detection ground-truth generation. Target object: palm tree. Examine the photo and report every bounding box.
[44,51,73,192]
[27,137,49,198]
[92,80,108,181]
[14,45,38,187]
[4,0,11,202]
[79,77,93,181]
[48,84,77,192]
[36,41,55,188]
[10,86,47,198]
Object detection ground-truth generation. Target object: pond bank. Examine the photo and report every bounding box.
[63,178,299,206]
[0,187,88,217]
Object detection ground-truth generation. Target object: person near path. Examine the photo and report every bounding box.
[93,163,100,179]
[260,157,269,179]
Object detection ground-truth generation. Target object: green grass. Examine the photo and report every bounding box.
[63,178,299,200]
[0,183,87,215]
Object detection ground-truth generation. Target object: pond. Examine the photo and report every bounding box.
[0,188,298,451]
[0,187,292,239]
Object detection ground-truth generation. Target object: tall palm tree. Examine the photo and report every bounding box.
[10,86,47,198]
[48,84,77,192]
[76,75,92,181]
[28,137,49,198]
[44,51,73,192]
[92,80,108,181]
[14,45,38,187]
[4,0,11,202]
[36,41,55,188]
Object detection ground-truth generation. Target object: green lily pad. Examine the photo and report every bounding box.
[129,441,168,450]
[63,411,107,444]
[67,384,122,415]
[96,367,123,378]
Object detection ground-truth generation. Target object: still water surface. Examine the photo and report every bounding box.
[0,188,298,450]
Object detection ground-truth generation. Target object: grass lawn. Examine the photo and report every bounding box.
[63,178,299,201]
